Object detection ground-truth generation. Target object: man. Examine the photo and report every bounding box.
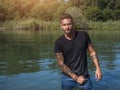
[54,14,102,90]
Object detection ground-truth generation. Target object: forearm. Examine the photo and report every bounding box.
[60,64,78,80]
[88,43,102,80]
[59,61,87,83]
[56,53,88,83]
[56,53,78,80]
[91,54,101,69]
[91,54,102,81]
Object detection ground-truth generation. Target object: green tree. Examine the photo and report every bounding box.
[84,6,104,21]
[31,0,67,21]
[84,0,120,21]
[0,3,7,21]
[66,6,88,29]
[96,0,120,9]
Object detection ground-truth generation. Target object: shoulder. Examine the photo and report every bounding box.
[76,30,89,37]
[77,30,88,34]
[55,35,64,44]
[76,31,91,43]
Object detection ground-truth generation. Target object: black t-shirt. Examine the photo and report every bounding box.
[54,31,91,77]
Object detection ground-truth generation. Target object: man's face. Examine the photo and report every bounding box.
[61,19,73,34]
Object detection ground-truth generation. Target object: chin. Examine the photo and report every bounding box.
[65,32,71,34]
[65,30,73,34]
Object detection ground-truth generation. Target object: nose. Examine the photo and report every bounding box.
[65,25,69,29]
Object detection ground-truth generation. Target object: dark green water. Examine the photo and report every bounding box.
[0,30,120,90]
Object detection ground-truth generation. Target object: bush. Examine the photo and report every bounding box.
[100,9,120,21]
[84,7,104,21]
[13,18,59,30]
[0,13,6,22]
[113,10,120,20]
[65,6,88,29]
[0,5,7,22]
[102,9,114,21]
[14,18,40,30]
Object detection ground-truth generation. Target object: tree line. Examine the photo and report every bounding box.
[0,0,120,22]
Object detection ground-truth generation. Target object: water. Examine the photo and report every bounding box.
[0,30,120,90]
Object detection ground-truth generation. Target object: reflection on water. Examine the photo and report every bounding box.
[0,30,120,90]
[0,30,57,75]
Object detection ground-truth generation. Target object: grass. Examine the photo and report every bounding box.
[1,18,60,30]
[88,20,120,30]
[0,19,120,30]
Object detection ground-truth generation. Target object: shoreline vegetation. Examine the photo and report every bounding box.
[0,19,120,31]
[0,0,120,31]
[0,19,60,30]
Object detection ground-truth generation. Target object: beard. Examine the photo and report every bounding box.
[64,29,73,34]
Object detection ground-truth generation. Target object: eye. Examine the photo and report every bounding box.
[68,23,71,25]
[62,24,66,26]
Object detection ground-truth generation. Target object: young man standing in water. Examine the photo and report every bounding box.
[54,14,102,90]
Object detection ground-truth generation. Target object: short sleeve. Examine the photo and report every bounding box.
[54,40,62,53]
[85,32,91,44]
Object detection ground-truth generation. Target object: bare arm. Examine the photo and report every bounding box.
[88,43,102,81]
[56,53,86,84]
[56,53,77,80]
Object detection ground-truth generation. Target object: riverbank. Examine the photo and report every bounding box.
[0,19,120,30]
[88,20,120,30]
[0,19,60,30]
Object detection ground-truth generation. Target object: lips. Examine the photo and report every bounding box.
[65,29,71,33]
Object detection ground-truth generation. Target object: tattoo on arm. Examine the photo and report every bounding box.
[56,53,64,68]
[91,54,98,60]
[56,53,73,76]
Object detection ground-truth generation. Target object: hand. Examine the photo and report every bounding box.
[95,68,102,81]
[76,75,87,84]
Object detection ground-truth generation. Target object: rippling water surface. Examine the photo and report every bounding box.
[0,30,120,90]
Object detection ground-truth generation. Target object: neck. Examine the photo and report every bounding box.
[64,31,75,40]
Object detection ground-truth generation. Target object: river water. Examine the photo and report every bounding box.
[0,30,120,90]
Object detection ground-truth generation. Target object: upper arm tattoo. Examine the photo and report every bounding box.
[91,54,98,60]
[88,43,98,60]
[56,53,65,68]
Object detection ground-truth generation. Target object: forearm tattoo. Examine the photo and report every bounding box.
[56,53,73,76]
[91,54,98,60]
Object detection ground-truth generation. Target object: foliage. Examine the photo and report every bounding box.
[113,10,120,20]
[0,0,120,22]
[83,0,120,21]
[0,0,120,30]
[0,2,7,21]
[65,6,88,29]
[88,20,120,30]
[3,18,59,30]
[96,0,120,9]
[84,6,120,21]
[31,1,67,21]
[84,7,104,21]
[0,0,68,21]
